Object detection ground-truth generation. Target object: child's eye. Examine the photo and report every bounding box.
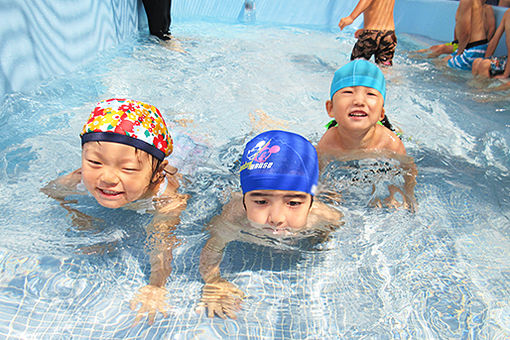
[87,159,102,166]
[253,200,267,205]
[123,167,139,172]
[288,201,303,207]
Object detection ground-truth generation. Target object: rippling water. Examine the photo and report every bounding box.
[0,22,509,339]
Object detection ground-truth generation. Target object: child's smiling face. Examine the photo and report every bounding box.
[244,189,312,235]
[81,142,155,209]
[327,85,385,131]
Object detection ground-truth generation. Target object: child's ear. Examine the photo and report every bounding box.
[380,107,386,121]
[325,100,334,118]
[151,160,169,183]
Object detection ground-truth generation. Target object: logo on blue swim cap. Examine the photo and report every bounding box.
[240,130,318,196]
[330,59,386,102]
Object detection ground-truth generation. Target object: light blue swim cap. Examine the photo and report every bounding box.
[330,59,386,102]
[240,130,318,196]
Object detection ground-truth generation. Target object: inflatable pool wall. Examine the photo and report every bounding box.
[0,0,507,98]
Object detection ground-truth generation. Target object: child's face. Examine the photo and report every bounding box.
[244,190,312,235]
[327,86,385,131]
[81,142,155,209]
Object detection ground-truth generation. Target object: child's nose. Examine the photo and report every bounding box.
[99,169,119,185]
[267,205,285,227]
[352,91,365,104]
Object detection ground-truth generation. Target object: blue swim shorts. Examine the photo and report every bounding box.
[447,41,488,71]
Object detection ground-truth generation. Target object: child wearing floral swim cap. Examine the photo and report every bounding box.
[79,98,176,209]
[197,130,343,320]
[42,98,187,325]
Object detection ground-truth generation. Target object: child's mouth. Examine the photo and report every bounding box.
[98,188,123,197]
[262,226,291,236]
[349,111,368,117]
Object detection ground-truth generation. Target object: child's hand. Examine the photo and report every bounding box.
[401,193,417,213]
[338,16,353,30]
[197,280,245,319]
[130,284,169,325]
[371,185,417,213]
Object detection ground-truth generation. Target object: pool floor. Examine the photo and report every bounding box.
[0,21,509,339]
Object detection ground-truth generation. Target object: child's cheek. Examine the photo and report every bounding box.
[246,207,265,225]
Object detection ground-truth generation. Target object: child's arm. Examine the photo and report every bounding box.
[130,173,188,325]
[489,80,510,91]
[41,169,102,230]
[385,130,418,212]
[484,11,507,58]
[339,0,374,30]
[198,232,244,319]
[41,169,83,200]
[198,199,245,319]
[130,214,181,325]
[400,157,418,212]
[495,13,510,79]
[308,201,344,230]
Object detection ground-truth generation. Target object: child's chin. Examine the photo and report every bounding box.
[96,199,125,209]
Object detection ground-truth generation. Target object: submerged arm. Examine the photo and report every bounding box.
[41,169,83,199]
[130,178,189,325]
[41,169,101,230]
[198,203,245,319]
[401,158,418,212]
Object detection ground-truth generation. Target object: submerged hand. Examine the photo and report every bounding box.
[130,285,169,325]
[197,280,245,319]
[371,185,417,213]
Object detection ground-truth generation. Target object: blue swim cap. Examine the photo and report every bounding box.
[330,59,386,102]
[240,130,318,196]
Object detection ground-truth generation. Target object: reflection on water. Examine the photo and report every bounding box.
[0,22,508,338]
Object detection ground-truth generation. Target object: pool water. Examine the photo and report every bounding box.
[0,21,509,339]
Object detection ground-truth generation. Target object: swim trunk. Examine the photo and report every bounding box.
[447,39,488,70]
[489,56,508,77]
[351,30,397,66]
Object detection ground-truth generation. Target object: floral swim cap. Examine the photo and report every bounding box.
[80,98,172,161]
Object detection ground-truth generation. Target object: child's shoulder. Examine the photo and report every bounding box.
[376,125,406,155]
[308,200,343,227]
[316,127,342,154]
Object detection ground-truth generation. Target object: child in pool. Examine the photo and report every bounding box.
[42,98,188,325]
[316,59,417,211]
[198,130,343,319]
